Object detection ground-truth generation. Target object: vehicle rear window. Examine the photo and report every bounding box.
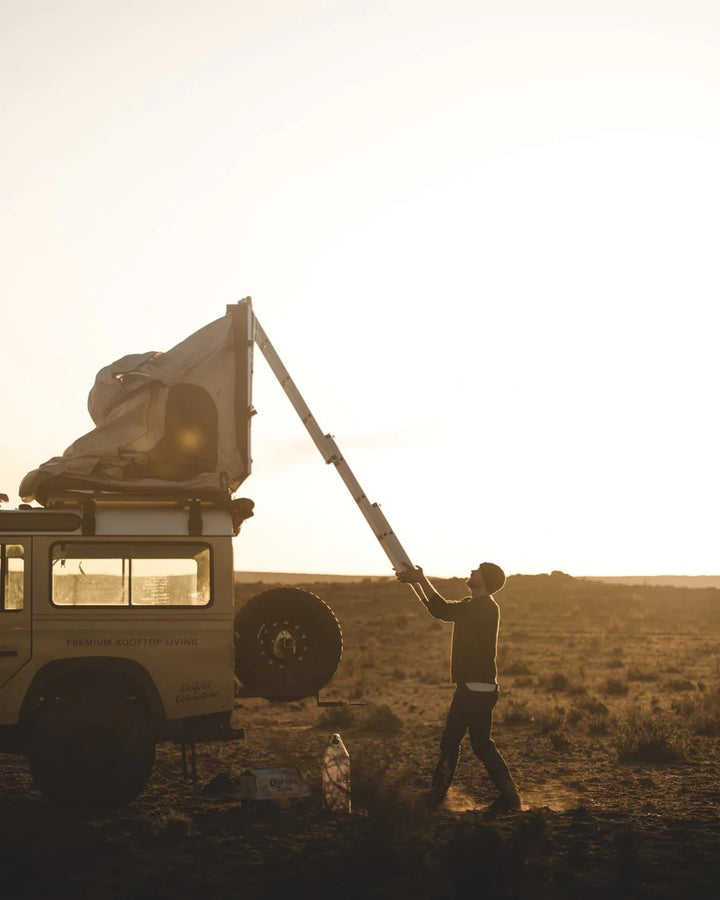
[51,542,211,607]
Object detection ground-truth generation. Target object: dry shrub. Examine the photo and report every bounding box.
[502,658,532,676]
[352,745,418,818]
[510,809,554,875]
[603,676,629,697]
[363,703,403,734]
[566,706,584,727]
[538,671,570,692]
[626,666,659,682]
[548,730,572,752]
[615,707,686,763]
[417,669,444,685]
[537,669,586,696]
[533,703,566,733]
[671,687,720,735]
[286,742,435,893]
[446,809,554,896]
[661,677,696,692]
[316,701,358,730]
[154,810,192,841]
[349,742,432,876]
[316,701,402,734]
[503,698,532,726]
[588,715,611,736]
[575,695,609,717]
[567,695,610,733]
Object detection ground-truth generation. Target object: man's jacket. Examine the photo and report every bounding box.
[427,592,499,684]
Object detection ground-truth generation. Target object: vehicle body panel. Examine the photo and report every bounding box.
[0,506,237,728]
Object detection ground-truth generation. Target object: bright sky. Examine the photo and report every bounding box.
[2,1,718,577]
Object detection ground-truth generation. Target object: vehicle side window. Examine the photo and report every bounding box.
[51,543,211,607]
[1,544,24,611]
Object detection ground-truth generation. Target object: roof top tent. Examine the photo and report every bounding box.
[16,298,416,581]
[19,300,255,510]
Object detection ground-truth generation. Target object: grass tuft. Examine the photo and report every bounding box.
[671,686,720,735]
[533,703,566,733]
[603,676,629,697]
[503,698,532,725]
[615,707,686,763]
[155,810,192,841]
[661,677,696,692]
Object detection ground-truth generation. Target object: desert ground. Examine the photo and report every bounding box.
[2,572,720,898]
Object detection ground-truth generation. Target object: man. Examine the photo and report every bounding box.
[399,562,521,811]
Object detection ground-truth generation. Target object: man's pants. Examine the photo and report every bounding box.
[432,684,516,799]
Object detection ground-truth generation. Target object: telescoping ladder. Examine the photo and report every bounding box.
[250,309,417,585]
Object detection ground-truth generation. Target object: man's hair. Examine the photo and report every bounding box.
[480,562,506,594]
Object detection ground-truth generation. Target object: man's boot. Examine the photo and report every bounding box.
[429,755,456,806]
[487,784,522,813]
[481,748,521,812]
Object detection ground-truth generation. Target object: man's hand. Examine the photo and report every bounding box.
[397,565,434,608]
[397,566,424,585]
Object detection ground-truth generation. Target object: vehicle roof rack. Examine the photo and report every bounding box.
[7,490,254,537]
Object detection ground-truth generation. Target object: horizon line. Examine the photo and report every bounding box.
[233,570,720,582]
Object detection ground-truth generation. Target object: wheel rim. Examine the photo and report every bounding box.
[257,618,310,671]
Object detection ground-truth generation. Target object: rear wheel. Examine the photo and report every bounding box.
[29,688,156,811]
[234,587,343,700]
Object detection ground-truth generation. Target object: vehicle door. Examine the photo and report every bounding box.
[0,538,31,689]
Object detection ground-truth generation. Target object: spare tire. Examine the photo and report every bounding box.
[234,587,342,701]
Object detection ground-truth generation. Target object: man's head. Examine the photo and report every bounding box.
[467,562,506,595]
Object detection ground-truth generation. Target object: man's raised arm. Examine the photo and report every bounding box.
[398,566,443,608]
[398,566,467,623]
